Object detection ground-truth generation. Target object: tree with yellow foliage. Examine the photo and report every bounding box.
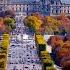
[23,15,42,33]
[44,16,62,35]
[0,9,16,70]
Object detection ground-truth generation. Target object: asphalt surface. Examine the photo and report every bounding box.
[7,19,42,70]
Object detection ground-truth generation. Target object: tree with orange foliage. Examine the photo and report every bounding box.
[48,36,70,67]
[61,56,70,70]
[0,17,16,34]
[0,17,6,32]
[58,13,70,33]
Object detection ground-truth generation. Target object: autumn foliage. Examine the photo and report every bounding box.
[58,13,70,33]
[0,17,16,33]
[48,35,70,69]
[24,13,70,35]
[23,13,43,34]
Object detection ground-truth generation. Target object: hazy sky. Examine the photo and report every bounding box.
[11,0,70,4]
[61,0,70,4]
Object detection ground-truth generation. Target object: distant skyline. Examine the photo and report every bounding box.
[61,0,70,4]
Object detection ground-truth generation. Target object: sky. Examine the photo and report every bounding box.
[11,0,70,4]
[61,0,70,4]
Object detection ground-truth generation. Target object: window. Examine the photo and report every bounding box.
[56,10,58,14]
[0,0,3,2]
[68,10,69,14]
[64,10,66,13]
[23,7,25,11]
[19,7,21,11]
[0,6,2,11]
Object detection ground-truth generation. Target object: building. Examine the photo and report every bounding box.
[0,0,5,11]
[61,3,70,15]
[40,0,51,15]
[50,0,62,16]
[0,0,51,16]
[0,0,40,22]
[50,0,70,16]
[0,0,70,17]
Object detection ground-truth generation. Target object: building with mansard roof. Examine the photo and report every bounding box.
[0,0,61,15]
[0,0,70,17]
[50,0,70,16]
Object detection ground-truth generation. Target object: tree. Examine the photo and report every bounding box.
[58,13,70,33]
[0,17,16,33]
[0,17,5,32]
[4,17,16,32]
[44,16,61,35]
[23,15,42,33]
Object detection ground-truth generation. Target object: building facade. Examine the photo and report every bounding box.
[0,0,5,11]
[1,0,48,23]
[0,0,51,16]
[50,0,62,15]
[50,0,70,16]
[61,4,70,15]
[0,0,70,17]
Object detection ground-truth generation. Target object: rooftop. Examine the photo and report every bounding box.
[61,0,70,4]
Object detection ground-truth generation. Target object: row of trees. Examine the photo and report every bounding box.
[23,13,70,35]
[47,35,70,70]
[35,35,56,70]
[24,13,70,70]
[0,9,16,70]
[0,10,16,34]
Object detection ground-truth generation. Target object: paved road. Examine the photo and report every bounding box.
[7,20,42,70]
[7,16,62,70]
